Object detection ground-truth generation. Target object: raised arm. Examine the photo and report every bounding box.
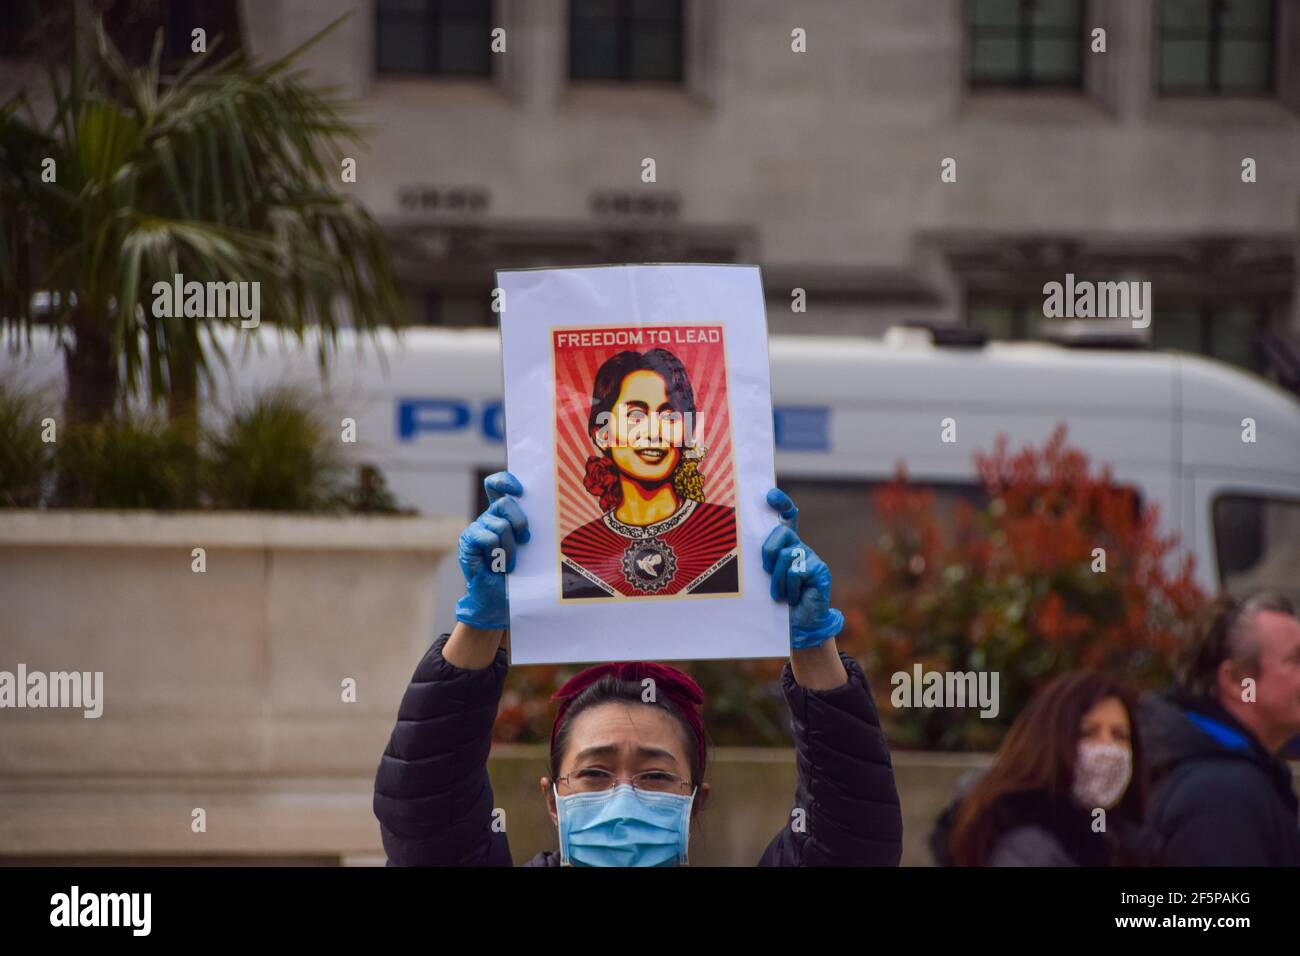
[757,489,904,866]
[373,626,511,865]
[372,473,529,866]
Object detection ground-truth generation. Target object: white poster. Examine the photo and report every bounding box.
[497,264,789,665]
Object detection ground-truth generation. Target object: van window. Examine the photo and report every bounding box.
[775,478,986,597]
[777,476,1143,596]
[1214,495,1300,607]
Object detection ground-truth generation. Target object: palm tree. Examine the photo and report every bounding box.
[0,5,403,429]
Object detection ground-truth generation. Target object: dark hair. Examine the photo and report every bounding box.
[548,675,706,786]
[586,348,696,440]
[1179,591,1297,700]
[948,671,1147,867]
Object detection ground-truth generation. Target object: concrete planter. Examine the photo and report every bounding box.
[0,509,460,863]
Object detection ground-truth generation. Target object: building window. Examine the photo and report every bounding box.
[968,0,1086,89]
[161,0,199,61]
[569,0,684,82]
[5,1,244,64]
[421,290,494,327]
[968,296,1268,373]
[376,0,493,77]
[1158,0,1275,94]
[1151,305,1266,371]
[966,295,1044,340]
[0,1,38,57]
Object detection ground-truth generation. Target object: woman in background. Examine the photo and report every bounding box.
[932,671,1159,866]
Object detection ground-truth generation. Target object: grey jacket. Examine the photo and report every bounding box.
[988,825,1078,867]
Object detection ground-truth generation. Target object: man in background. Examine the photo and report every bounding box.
[1141,593,1300,866]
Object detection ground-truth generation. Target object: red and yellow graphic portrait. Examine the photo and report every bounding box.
[552,324,740,602]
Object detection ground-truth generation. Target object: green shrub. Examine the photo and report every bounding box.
[55,416,197,508]
[9,385,400,514]
[0,384,54,507]
[205,389,347,511]
[345,463,407,514]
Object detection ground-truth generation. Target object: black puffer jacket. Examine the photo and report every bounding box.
[373,634,903,866]
[1140,691,1300,866]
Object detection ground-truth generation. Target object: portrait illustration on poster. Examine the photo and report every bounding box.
[553,325,739,601]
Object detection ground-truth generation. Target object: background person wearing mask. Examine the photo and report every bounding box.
[931,671,1156,866]
[372,472,903,866]
[1140,593,1300,866]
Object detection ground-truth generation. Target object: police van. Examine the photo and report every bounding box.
[4,323,1298,611]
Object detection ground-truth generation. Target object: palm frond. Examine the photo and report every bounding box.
[0,11,404,416]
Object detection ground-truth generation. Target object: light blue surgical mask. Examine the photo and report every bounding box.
[555,783,696,867]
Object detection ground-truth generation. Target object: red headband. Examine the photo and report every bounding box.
[549,662,707,775]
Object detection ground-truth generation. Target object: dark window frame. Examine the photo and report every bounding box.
[967,292,1270,372]
[3,0,243,64]
[421,288,496,328]
[0,2,37,58]
[161,0,195,61]
[1156,0,1278,96]
[966,293,1041,340]
[568,0,686,83]
[967,0,1088,91]
[1151,302,1268,371]
[375,0,495,78]
[1211,492,1300,595]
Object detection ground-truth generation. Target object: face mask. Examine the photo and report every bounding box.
[1072,741,1132,810]
[555,783,695,867]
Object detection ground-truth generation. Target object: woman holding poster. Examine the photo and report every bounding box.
[372,473,904,867]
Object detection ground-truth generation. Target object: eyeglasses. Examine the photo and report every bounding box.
[555,768,693,795]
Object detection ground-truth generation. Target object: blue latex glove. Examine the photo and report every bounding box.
[454,471,530,630]
[761,488,845,649]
